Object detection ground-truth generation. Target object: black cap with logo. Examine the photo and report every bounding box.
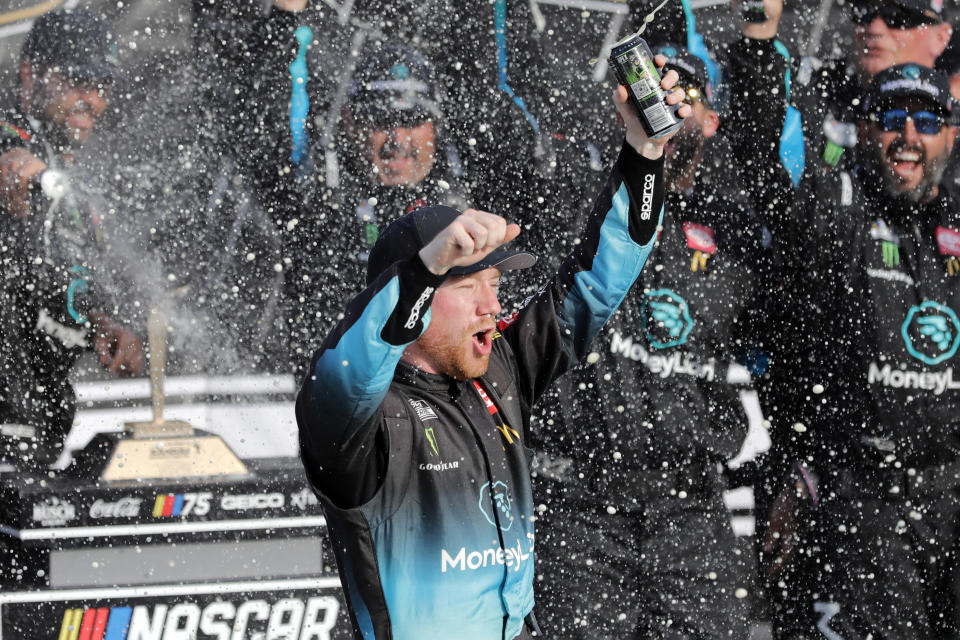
[366,205,536,285]
[21,8,119,84]
[888,0,944,20]
[863,64,956,121]
[349,41,444,128]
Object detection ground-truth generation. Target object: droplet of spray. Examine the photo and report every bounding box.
[636,0,671,36]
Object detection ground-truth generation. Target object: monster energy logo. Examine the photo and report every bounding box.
[425,427,439,457]
[882,241,900,268]
[365,222,379,247]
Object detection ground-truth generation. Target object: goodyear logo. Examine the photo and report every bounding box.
[57,597,339,639]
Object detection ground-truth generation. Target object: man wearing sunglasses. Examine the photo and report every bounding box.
[726,0,951,211]
[760,64,960,640]
[235,33,469,372]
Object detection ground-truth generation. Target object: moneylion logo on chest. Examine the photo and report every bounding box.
[901,301,960,365]
[641,289,695,349]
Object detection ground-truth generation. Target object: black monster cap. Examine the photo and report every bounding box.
[863,64,956,121]
[366,205,536,285]
[349,41,443,126]
[22,9,119,84]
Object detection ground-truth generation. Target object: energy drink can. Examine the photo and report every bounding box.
[608,34,682,139]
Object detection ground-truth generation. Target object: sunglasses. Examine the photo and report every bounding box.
[850,2,941,28]
[877,109,945,134]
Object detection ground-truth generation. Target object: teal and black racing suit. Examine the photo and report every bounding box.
[296,142,664,639]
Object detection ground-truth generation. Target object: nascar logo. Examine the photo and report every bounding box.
[57,597,339,640]
[59,607,129,640]
[151,492,211,518]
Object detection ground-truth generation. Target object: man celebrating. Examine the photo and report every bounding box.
[296,60,689,639]
[725,0,952,215]
[0,9,143,470]
[762,64,960,639]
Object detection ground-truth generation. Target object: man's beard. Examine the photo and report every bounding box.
[416,325,491,381]
[875,141,949,204]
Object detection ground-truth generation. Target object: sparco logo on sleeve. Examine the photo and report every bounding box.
[640,173,656,220]
[404,287,434,329]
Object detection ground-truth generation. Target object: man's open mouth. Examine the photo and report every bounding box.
[472,327,494,356]
[889,148,923,180]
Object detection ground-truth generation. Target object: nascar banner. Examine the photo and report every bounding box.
[0,578,351,640]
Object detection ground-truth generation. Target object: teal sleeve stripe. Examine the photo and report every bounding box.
[308,277,429,427]
[773,39,805,187]
[560,182,662,355]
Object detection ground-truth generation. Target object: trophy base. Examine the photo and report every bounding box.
[69,429,250,483]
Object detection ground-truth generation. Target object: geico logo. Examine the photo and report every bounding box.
[220,493,285,511]
[640,173,656,220]
[441,540,531,573]
[57,597,340,640]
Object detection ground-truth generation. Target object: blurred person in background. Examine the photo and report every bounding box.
[230,0,470,371]
[223,0,557,351]
[759,65,960,640]
[725,0,952,215]
[531,45,772,640]
[0,9,144,471]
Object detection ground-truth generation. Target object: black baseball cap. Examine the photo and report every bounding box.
[349,41,443,127]
[366,205,536,284]
[22,8,119,84]
[862,64,956,120]
[936,24,960,76]
[887,0,944,19]
[652,42,712,104]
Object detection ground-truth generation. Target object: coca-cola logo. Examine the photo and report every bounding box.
[89,497,143,519]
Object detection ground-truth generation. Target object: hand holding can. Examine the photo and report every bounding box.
[611,50,690,159]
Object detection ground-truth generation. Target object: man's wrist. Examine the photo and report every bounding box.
[626,133,663,160]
